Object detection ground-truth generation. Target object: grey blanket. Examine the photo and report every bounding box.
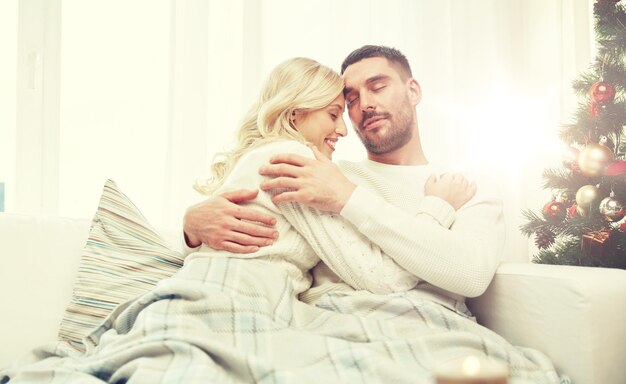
[2,257,568,383]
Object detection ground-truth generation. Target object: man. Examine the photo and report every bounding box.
[183,45,504,312]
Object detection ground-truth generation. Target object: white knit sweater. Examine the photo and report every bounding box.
[305,157,506,311]
[185,140,505,308]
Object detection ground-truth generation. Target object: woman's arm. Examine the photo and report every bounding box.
[231,140,419,294]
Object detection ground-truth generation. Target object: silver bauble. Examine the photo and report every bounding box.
[599,196,626,222]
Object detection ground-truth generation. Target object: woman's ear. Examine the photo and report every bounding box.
[290,110,308,129]
[407,78,422,106]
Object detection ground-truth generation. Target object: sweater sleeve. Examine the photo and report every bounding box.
[249,141,419,294]
[340,180,505,298]
[180,231,201,256]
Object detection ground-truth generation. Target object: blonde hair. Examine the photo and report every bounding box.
[195,57,344,195]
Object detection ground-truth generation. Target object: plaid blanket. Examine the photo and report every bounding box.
[2,257,568,383]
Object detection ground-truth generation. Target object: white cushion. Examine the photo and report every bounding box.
[468,262,626,384]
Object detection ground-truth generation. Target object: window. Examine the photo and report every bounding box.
[0,0,17,213]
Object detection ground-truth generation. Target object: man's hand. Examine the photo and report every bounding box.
[183,189,278,253]
[258,146,356,213]
[424,173,477,210]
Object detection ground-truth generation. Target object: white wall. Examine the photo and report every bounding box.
[7,0,594,261]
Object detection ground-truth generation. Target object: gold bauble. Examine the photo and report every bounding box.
[578,143,614,177]
[575,185,601,215]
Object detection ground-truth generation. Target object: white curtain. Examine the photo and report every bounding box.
[4,0,594,262]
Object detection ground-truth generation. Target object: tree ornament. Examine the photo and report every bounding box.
[568,203,581,219]
[553,190,571,204]
[589,81,616,104]
[575,185,601,215]
[587,102,603,118]
[598,135,615,151]
[604,160,626,176]
[578,143,615,177]
[581,229,612,258]
[599,195,626,222]
[542,200,567,221]
[562,146,580,169]
[534,227,556,249]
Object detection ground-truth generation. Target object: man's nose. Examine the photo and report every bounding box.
[359,95,376,112]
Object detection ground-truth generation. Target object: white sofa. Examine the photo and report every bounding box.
[1,212,625,384]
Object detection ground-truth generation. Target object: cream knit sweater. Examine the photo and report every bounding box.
[185,140,505,309]
[305,156,506,311]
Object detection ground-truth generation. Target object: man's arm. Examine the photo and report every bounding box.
[259,147,475,214]
[183,189,278,254]
[342,185,504,297]
[259,150,503,298]
[258,146,356,213]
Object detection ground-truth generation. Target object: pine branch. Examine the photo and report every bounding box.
[559,101,626,147]
[598,102,626,133]
[541,167,591,190]
[533,237,584,266]
[519,209,546,236]
[559,123,583,145]
[555,214,606,237]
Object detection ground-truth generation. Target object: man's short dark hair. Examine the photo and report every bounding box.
[340,45,413,79]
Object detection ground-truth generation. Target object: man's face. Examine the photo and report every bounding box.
[343,57,419,155]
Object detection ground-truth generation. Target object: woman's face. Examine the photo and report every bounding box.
[293,93,347,159]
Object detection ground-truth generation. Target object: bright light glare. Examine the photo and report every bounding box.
[436,86,564,175]
[462,356,481,376]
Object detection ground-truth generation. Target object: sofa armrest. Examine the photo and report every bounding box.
[0,212,183,369]
[0,213,90,369]
[467,262,626,384]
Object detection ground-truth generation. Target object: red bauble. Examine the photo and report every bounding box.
[589,81,616,104]
[568,203,581,219]
[542,200,567,221]
[604,160,626,176]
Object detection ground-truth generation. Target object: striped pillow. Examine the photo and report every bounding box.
[57,179,184,352]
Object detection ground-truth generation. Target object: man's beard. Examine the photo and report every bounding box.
[355,104,414,155]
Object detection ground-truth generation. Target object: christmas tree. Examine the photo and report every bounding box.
[521,0,626,270]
